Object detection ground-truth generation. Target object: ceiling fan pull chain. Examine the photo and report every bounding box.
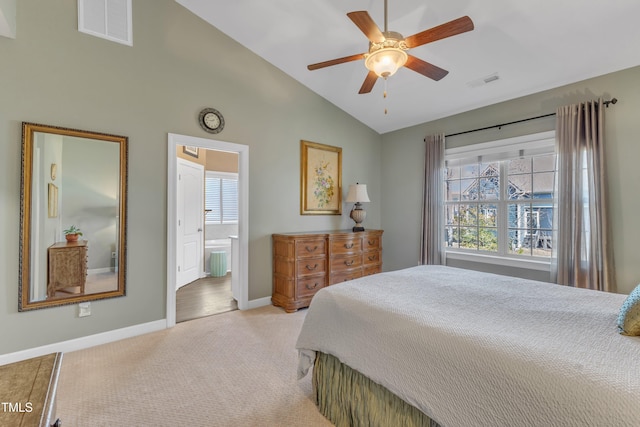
[384,77,388,114]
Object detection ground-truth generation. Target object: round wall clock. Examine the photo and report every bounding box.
[198,108,225,134]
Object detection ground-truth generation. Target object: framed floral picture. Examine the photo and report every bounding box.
[300,140,342,215]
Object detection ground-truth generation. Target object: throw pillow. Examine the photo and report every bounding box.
[618,284,640,336]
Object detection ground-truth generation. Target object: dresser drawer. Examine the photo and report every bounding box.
[330,269,363,285]
[297,258,326,277]
[330,253,362,272]
[297,275,326,298]
[330,237,362,255]
[364,235,381,250]
[296,239,326,258]
[363,265,382,277]
[363,251,381,266]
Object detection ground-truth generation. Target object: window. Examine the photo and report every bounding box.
[444,132,556,264]
[205,172,238,224]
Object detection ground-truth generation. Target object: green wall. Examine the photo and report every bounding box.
[381,65,640,294]
[3,0,638,356]
[0,0,381,354]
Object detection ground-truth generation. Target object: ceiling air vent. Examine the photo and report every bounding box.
[467,73,500,88]
[78,0,132,46]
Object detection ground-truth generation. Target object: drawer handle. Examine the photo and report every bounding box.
[344,260,355,266]
[305,264,319,271]
[306,282,319,290]
[305,245,318,253]
[344,243,354,249]
[368,240,377,245]
[368,255,377,261]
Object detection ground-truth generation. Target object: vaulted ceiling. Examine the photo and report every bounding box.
[176,0,640,134]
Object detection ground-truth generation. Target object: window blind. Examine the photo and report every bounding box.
[205,172,238,224]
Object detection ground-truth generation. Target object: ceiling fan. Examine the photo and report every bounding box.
[307,0,474,94]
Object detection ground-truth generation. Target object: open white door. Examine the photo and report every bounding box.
[176,158,204,289]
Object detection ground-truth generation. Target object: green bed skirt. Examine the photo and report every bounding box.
[312,352,441,427]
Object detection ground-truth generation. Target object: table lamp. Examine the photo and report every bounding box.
[346,183,370,232]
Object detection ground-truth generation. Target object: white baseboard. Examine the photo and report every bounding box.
[88,267,113,275]
[2,298,271,366]
[0,319,166,366]
[247,296,271,310]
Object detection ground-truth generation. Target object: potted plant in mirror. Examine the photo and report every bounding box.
[64,225,83,243]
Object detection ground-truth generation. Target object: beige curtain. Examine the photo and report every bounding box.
[552,99,615,291]
[420,133,445,265]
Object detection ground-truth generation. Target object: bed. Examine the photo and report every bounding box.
[296,265,640,427]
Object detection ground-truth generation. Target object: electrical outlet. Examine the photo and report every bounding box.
[111,251,117,259]
[78,302,91,317]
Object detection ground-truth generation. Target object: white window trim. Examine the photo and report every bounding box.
[445,250,552,271]
[207,171,238,180]
[444,131,556,271]
[445,131,556,160]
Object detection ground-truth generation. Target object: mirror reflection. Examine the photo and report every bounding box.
[19,123,127,311]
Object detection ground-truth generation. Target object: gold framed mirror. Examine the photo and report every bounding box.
[19,122,128,311]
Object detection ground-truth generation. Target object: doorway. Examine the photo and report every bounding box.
[167,133,249,328]
[176,149,238,322]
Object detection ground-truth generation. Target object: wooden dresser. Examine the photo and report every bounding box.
[272,230,383,312]
[0,353,63,427]
[47,240,88,298]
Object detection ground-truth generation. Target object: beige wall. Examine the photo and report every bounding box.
[381,65,640,294]
[206,150,238,173]
[0,0,381,355]
[176,144,206,166]
[176,145,239,172]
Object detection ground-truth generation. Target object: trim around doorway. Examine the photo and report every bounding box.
[166,133,249,328]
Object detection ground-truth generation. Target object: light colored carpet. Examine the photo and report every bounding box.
[57,305,333,426]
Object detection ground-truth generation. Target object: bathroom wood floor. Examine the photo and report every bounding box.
[176,274,237,323]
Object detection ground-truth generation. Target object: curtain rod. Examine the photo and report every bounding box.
[441,98,617,139]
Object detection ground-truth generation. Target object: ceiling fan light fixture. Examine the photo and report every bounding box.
[365,47,408,78]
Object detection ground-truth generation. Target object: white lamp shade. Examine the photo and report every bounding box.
[346,184,370,203]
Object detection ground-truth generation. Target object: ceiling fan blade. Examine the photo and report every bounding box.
[404,16,474,48]
[404,55,449,81]
[307,53,366,71]
[347,11,385,43]
[358,71,378,94]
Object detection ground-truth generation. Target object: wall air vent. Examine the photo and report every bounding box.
[467,73,500,88]
[78,0,132,46]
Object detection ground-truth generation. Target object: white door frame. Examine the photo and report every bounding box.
[167,133,249,328]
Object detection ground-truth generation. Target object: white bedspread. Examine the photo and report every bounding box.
[296,265,640,427]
